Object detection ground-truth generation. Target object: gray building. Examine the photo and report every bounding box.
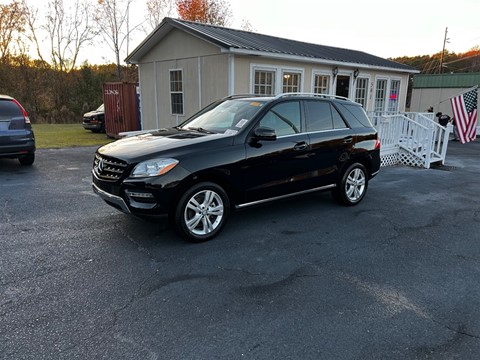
[410,73,480,116]
[126,17,418,130]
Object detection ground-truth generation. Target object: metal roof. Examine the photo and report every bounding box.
[126,18,418,73]
[413,73,480,88]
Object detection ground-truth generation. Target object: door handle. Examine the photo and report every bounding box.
[293,141,308,151]
[343,136,353,144]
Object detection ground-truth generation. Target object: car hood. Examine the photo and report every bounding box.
[83,110,103,117]
[97,128,234,162]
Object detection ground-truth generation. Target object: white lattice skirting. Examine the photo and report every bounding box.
[380,153,399,167]
[381,150,425,168]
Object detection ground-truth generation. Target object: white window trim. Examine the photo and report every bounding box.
[311,70,333,95]
[373,76,389,112]
[387,77,402,113]
[280,68,304,93]
[373,76,402,113]
[250,64,276,96]
[354,74,371,109]
[250,64,304,95]
[169,68,184,116]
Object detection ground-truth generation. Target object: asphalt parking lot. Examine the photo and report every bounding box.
[1,141,480,360]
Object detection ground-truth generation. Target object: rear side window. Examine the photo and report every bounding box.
[0,100,23,117]
[336,103,373,128]
[305,100,347,131]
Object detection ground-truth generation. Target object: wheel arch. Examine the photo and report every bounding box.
[169,169,238,213]
[340,154,374,178]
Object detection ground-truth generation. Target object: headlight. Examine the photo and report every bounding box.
[131,158,179,177]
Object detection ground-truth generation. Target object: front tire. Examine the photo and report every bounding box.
[174,182,230,242]
[332,163,368,206]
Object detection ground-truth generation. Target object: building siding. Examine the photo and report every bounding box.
[411,73,480,115]
[136,30,229,129]
[132,20,415,129]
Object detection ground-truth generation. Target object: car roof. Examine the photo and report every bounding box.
[223,93,361,106]
[0,95,14,100]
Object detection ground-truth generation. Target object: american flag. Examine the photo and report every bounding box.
[450,86,478,144]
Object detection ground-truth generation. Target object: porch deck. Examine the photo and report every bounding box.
[368,112,452,169]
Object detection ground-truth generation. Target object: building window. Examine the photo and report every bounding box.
[355,77,368,108]
[374,79,387,112]
[254,70,275,95]
[170,69,183,115]
[388,80,401,112]
[313,74,330,94]
[282,72,301,93]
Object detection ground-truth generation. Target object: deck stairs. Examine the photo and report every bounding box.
[368,112,451,169]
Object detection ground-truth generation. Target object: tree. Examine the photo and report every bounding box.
[176,0,231,26]
[95,0,142,80]
[145,0,176,30]
[240,18,255,32]
[23,0,96,72]
[0,1,27,63]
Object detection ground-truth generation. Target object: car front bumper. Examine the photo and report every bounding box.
[92,165,191,216]
[92,182,131,214]
[83,122,103,131]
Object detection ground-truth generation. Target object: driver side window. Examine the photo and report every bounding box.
[259,101,301,136]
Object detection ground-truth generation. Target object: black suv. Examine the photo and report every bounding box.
[82,104,105,133]
[0,95,35,165]
[92,94,380,241]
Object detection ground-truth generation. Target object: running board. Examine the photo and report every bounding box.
[235,184,336,209]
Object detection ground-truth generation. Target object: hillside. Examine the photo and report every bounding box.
[390,49,480,74]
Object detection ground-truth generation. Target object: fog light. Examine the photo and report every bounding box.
[126,190,154,199]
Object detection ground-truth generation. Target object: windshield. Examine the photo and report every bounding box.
[97,104,104,112]
[180,99,266,135]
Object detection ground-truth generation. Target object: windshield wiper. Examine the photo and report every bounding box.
[187,127,215,134]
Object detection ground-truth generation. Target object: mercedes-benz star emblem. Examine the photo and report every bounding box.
[97,158,104,174]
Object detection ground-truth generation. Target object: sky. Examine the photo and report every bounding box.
[226,0,480,58]
[5,0,480,65]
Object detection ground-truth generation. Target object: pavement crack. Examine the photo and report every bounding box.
[2,199,16,229]
[430,319,480,340]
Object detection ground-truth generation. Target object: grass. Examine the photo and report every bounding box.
[33,124,114,149]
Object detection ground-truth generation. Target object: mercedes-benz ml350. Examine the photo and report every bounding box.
[92,93,381,242]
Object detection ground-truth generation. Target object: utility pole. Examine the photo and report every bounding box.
[439,27,449,74]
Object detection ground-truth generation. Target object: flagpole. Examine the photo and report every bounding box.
[435,85,479,105]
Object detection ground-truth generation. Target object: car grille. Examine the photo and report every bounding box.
[93,153,128,181]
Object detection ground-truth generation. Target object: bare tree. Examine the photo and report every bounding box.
[96,0,142,80]
[0,1,27,63]
[22,0,47,65]
[203,0,231,27]
[240,18,255,32]
[146,0,176,30]
[23,0,97,72]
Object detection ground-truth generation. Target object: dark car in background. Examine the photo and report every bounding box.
[92,93,381,242]
[82,104,105,133]
[0,95,35,166]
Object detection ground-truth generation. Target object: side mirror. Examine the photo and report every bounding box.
[253,126,276,141]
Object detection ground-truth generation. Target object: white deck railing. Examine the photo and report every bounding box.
[368,112,451,169]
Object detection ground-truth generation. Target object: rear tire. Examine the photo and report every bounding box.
[173,182,230,242]
[18,153,34,166]
[332,163,368,206]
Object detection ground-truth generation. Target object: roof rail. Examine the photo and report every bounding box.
[275,93,354,102]
[221,94,268,100]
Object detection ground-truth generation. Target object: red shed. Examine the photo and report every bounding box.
[103,82,140,138]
